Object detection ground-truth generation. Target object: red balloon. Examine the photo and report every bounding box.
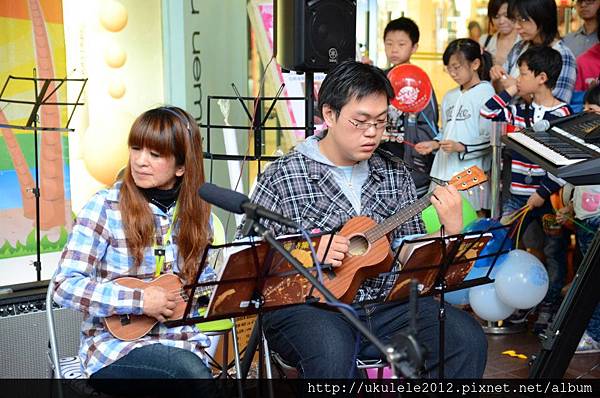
[387,64,432,113]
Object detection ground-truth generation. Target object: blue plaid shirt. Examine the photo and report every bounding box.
[240,145,425,303]
[503,39,576,103]
[53,181,213,377]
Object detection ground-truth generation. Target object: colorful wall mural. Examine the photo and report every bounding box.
[0,0,70,264]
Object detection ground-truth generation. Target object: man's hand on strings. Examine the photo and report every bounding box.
[143,285,177,322]
[316,234,350,268]
[430,185,463,235]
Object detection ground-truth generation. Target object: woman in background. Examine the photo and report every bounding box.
[479,0,520,67]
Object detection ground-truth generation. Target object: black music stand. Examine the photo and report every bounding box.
[369,224,511,379]
[529,229,600,378]
[166,231,337,388]
[0,73,87,281]
[173,232,335,323]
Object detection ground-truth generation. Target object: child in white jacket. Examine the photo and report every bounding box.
[416,38,494,213]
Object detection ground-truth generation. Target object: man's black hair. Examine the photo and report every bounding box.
[318,60,394,118]
[383,17,420,44]
[517,46,562,90]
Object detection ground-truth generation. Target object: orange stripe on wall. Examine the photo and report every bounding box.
[0,0,63,24]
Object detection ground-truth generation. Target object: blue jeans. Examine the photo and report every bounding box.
[262,297,487,378]
[502,194,567,306]
[90,344,216,397]
[576,216,600,342]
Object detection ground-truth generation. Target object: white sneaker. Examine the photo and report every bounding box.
[575,331,600,354]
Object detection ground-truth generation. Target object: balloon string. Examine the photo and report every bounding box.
[561,213,596,234]
[505,205,529,225]
[421,112,440,135]
[514,207,530,250]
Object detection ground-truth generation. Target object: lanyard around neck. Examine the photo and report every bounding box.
[153,202,179,277]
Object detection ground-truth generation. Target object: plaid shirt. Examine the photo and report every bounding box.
[503,40,576,103]
[242,146,425,303]
[53,181,212,377]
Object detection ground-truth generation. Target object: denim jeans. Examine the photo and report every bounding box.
[262,297,487,379]
[576,215,600,342]
[90,344,216,397]
[502,194,567,306]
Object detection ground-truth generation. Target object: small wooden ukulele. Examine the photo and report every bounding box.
[319,166,487,303]
[104,273,194,341]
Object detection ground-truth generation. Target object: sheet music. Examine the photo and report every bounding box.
[397,233,493,268]
[383,232,494,302]
[200,230,346,320]
[204,237,258,317]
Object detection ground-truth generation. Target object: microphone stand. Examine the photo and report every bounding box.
[241,208,418,379]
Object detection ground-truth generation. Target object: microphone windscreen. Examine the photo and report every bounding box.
[198,183,249,214]
[532,119,550,132]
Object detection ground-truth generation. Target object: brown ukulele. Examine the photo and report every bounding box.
[317,166,487,303]
[104,273,197,341]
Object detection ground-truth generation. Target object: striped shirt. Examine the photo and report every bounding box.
[239,145,425,303]
[53,181,213,377]
[480,89,572,198]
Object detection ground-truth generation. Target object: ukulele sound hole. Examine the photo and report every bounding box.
[348,235,369,256]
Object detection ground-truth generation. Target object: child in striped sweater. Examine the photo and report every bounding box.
[481,46,572,328]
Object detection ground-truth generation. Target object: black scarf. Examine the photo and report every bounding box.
[140,180,181,213]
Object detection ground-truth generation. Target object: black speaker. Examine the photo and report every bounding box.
[276,0,356,72]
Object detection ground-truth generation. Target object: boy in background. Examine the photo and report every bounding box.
[378,17,439,197]
[481,46,572,332]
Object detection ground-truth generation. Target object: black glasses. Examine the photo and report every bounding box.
[346,118,390,131]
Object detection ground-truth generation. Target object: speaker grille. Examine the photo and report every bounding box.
[277,0,356,72]
[0,306,82,378]
[307,2,355,67]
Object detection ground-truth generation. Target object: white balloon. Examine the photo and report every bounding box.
[469,283,515,321]
[494,249,549,309]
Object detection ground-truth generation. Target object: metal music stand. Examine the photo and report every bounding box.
[201,83,310,178]
[0,73,87,281]
[371,224,511,378]
[529,230,600,378]
[166,231,336,387]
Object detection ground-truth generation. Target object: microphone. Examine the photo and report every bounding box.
[198,183,298,229]
[531,112,583,133]
[532,119,550,132]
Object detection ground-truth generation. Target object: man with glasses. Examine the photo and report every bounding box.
[563,0,600,58]
[240,60,487,379]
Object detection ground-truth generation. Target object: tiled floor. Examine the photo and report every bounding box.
[484,327,600,379]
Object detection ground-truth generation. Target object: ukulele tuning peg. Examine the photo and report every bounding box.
[467,189,473,196]
[479,185,485,191]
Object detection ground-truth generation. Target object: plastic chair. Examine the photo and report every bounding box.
[196,310,242,379]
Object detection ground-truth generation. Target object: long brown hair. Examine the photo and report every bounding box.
[120,106,210,284]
